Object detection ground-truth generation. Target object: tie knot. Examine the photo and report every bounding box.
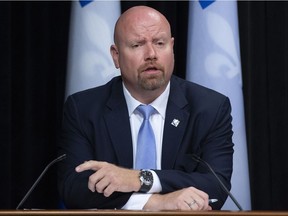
[137,105,155,120]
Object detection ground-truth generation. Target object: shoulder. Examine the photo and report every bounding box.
[64,76,123,112]
[170,76,232,128]
[67,76,121,101]
[170,75,229,104]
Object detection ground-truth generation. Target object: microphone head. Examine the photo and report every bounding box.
[55,154,66,162]
[191,154,201,162]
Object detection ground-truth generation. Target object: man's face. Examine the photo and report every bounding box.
[111,9,174,96]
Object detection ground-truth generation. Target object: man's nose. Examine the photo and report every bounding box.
[144,44,157,61]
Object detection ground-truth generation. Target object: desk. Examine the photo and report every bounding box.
[1,210,288,216]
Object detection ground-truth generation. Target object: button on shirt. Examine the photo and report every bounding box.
[121,82,170,210]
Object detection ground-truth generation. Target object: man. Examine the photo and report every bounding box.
[58,6,234,211]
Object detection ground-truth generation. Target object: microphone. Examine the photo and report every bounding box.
[192,154,243,211]
[16,154,66,210]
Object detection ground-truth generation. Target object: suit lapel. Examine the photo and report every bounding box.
[102,77,191,170]
[104,79,133,168]
[161,78,190,169]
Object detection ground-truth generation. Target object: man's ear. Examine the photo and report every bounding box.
[110,45,120,69]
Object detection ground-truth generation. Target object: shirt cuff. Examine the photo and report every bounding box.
[121,170,162,210]
[148,170,162,193]
[121,193,152,210]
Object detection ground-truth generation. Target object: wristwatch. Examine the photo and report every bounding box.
[139,169,154,193]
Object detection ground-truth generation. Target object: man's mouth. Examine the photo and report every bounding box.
[139,62,163,75]
[143,66,160,74]
[145,66,157,71]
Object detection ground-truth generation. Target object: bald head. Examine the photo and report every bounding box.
[109,5,175,103]
[113,6,172,46]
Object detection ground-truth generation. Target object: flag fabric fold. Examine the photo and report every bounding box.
[186,0,251,210]
[66,0,120,97]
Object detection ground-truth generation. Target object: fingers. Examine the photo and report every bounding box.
[88,170,104,193]
[75,160,139,197]
[90,172,114,197]
[75,160,105,172]
[187,187,211,210]
[185,198,211,211]
[75,160,110,193]
[186,187,210,210]
[144,187,212,211]
[88,168,118,197]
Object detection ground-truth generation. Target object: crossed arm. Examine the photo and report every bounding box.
[75,160,211,211]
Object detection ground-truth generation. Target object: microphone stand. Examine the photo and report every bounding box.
[192,154,243,211]
[16,154,66,210]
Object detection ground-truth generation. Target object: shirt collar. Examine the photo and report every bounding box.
[123,82,170,119]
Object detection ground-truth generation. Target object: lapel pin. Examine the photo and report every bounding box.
[171,119,180,127]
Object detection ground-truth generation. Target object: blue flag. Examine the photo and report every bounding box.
[186,0,251,210]
[66,0,121,96]
[199,0,215,9]
[79,0,93,7]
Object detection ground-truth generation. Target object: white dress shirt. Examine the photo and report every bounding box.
[121,82,170,210]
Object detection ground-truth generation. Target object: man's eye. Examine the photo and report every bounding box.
[132,44,140,48]
[156,41,165,46]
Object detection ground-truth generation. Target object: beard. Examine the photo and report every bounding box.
[138,73,165,90]
[137,62,166,90]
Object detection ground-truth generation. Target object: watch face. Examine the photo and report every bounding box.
[140,175,152,185]
[139,170,153,192]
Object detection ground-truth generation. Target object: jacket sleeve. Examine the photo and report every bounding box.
[57,95,132,209]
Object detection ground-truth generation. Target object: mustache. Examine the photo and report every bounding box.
[138,61,165,73]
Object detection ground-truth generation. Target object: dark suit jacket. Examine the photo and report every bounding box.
[58,75,234,210]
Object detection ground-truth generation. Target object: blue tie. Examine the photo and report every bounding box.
[135,105,157,169]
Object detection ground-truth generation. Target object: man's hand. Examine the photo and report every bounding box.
[143,187,212,211]
[75,161,140,197]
